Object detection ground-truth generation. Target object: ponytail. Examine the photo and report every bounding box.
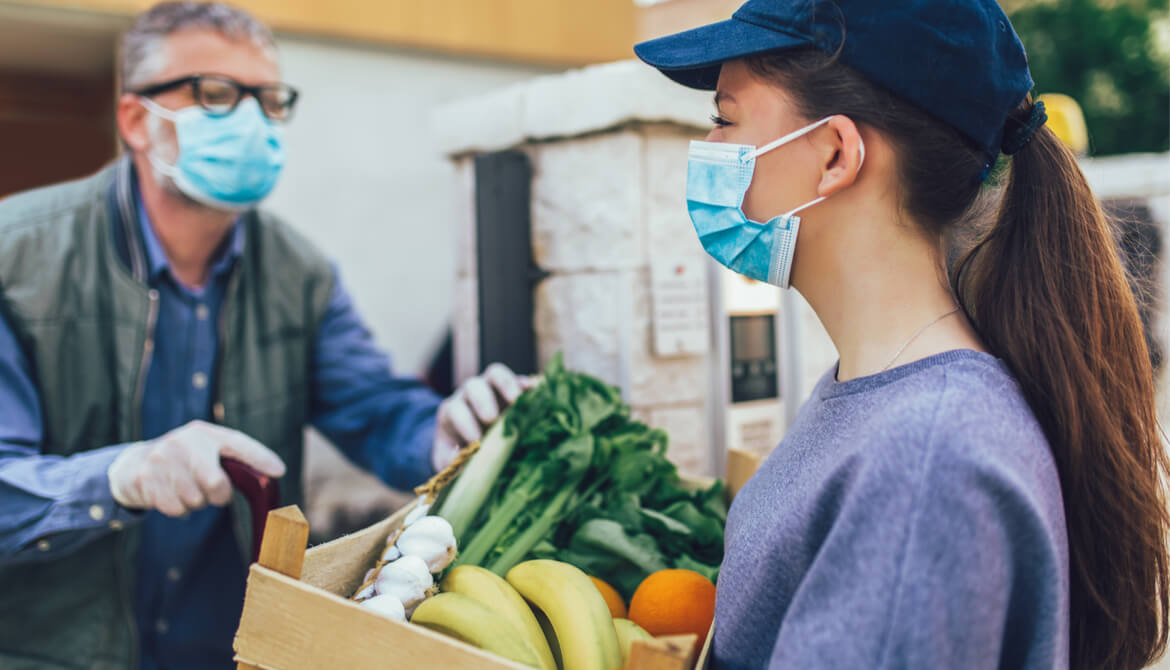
[956,99,1169,669]
[748,51,1170,669]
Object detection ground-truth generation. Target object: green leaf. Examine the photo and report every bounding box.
[640,507,693,536]
[675,554,721,584]
[569,519,670,576]
[662,501,724,549]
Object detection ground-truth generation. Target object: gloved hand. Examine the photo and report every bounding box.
[107,420,286,517]
[432,363,534,472]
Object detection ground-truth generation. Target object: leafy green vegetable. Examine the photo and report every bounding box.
[434,353,727,597]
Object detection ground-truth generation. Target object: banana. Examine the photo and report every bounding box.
[505,560,622,670]
[613,618,652,665]
[535,607,564,670]
[410,592,542,668]
[440,565,558,670]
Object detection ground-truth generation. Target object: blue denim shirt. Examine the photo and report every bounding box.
[0,196,441,668]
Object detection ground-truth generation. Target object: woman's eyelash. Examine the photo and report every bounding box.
[710,114,731,127]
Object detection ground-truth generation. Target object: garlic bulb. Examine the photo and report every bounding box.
[353,583,376,602]
[381,544,401,563]
[396,516,458,573]
[360,593,406,622]
[374,555,433,611]
[403,498,432,527]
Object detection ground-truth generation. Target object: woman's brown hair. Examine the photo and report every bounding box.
[746,50,1169,669]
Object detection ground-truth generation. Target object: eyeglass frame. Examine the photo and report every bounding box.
[131,74,300,122]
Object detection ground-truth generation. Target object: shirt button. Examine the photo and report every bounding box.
[167,566,182,582]
[36,539,51,552]
[109,520,125,531]
[195,304,209,320]
[155,619,169,634]
[192,372,208,389]
[88,505,105,522]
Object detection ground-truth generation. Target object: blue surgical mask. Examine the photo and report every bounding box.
[140,96,285,211]
[686,117,863,289]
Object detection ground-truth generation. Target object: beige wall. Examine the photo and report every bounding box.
[637,0,741,42]
[4,0,637,66]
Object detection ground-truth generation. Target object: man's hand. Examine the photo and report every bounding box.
[107,420,286,517]
[432,363,533,472]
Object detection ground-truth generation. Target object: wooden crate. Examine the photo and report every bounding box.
[233,450,761,670]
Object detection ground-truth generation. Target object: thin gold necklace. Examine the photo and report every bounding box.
[879,307,960,373]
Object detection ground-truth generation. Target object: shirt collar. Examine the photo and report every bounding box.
[135,191,245,284]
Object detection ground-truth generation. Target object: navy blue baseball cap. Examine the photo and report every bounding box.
[634,0,1034,160]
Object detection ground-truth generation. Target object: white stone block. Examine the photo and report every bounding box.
[643,126,708,262]
[432,60,713,157]
[534,273,623,387]
[453,277,480,385]
[431,82,527,157]
[642,404,711,477]
[529,132,646,272]
[454,157,477,280]
[626,266,709,406]
[522,61,712,145]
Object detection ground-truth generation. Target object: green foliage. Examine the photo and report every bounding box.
[1009,0,1170,154]
[438,353,726,598]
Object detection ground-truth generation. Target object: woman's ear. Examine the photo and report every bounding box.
[815,115,865,198]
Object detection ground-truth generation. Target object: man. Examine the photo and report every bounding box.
[0,3,520,667]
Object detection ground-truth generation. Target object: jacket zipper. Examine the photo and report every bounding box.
[133,290,160,441]
[213,269,239,425]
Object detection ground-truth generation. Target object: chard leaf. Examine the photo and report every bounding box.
[641,508,693,536]
[675,554,721,583]
[569,519,670,576]
[576,383,618,433]
[662,501,724,548]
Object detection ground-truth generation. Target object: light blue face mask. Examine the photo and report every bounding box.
[140,96,285,211]
[686,117,863,289]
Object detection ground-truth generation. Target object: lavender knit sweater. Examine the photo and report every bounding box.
[714,350,1069,669]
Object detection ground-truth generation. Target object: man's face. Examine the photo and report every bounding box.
[118,29,281,163]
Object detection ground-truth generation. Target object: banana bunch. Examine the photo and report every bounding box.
[411,560,646,670]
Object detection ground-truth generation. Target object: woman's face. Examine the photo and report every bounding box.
[706,60,824,224]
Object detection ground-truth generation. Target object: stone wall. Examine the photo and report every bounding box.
[452,124,718,475]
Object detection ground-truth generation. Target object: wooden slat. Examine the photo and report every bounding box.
[725,448,760,499]
[234,565,527,670]
[628,634,698,670]
[256,506,310,579]
[695,626,715,670]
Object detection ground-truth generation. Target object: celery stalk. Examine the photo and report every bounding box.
[435,419,518,542]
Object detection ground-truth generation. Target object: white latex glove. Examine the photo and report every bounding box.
[432,363,533,472]
[107,420,286,517]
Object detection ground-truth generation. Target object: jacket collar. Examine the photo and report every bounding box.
[107,155,248,285]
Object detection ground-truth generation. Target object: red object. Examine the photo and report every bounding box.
[220,457,281,563]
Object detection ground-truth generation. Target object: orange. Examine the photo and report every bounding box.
[590,576,627,619]
[628,569,716,639]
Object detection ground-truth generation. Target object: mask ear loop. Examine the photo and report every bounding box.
[138,96,179,122]
[137,96,181,178]
[746,116,834,161]
[781,133,867,218]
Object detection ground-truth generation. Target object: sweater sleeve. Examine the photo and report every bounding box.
[766,441,1067,669]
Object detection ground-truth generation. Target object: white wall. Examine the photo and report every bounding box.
[265,36,556,375]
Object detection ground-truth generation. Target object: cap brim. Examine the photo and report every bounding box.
[634,18,809,91]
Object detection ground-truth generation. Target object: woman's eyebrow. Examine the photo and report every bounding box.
[714,90,737,107]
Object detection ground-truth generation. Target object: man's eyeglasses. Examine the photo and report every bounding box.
[133,74,299,122]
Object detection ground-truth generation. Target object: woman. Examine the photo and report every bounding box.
[635,1,1168,668]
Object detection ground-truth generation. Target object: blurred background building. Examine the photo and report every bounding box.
[1,0,1167,561]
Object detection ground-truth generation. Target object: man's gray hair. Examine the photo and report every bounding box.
[120,2,277,92]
